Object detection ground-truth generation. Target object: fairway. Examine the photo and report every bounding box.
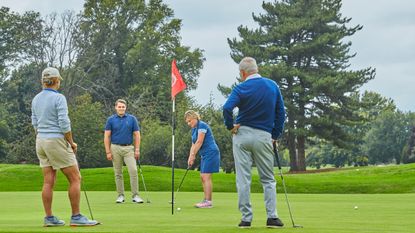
[1,192,414,233]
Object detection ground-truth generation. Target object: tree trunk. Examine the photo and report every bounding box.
[297,135,306,171]
[287,130,298,171]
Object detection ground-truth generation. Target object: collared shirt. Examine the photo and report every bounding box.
[105,113,140,145]
[223,75,286,139]
[245,73,261,80]
[31,88,71,138]
[191,120,219,157]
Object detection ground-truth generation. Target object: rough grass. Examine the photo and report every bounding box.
[1,163,415,193]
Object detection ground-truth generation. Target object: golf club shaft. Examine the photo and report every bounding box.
[278,168,295,227]
[76,153,94,220]
[137,159,150,202]
[80,177,94,220]
[272,141,301,228]
[176,167,190,193]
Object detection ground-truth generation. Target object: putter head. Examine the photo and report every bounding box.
[147,200,151,203]
[293,225,303,228]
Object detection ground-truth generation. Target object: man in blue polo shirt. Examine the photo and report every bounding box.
[104,99,143,203]
[223,57,286,229]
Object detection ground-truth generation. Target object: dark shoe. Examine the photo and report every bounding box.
[266,218,284,228]
[238,221,251,228]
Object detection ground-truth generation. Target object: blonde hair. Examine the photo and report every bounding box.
[115,99,127,107]
[184,110,200,120]
[42,77,60,87]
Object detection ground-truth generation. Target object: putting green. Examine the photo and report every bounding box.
[0,192,414,232]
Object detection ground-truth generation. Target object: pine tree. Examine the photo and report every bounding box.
[227,0,375,171]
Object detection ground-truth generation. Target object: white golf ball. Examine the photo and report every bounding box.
[354,206,358,210]
[177,207,181,211]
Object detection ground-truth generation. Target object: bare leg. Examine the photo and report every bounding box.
[200,173,212,201]
[61,165,81,215]
[42,167,57,216]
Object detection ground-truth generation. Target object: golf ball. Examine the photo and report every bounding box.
[177,207,181,211]
[354,206,358,210]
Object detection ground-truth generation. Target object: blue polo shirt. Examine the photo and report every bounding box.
[105,113,140,145]
[191,120,219,157]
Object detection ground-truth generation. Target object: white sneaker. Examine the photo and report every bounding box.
[132,195,144,203]
[116,195,125,203]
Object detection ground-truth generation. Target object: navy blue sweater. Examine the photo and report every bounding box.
[223,76,285,139]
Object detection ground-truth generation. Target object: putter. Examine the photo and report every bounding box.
[137,159,151,203]
[273,141,303,228]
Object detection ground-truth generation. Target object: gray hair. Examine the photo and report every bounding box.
[239,57,258,74]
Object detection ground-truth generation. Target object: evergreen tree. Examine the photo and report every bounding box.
[227,0,375,171]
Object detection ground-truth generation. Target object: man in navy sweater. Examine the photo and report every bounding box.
[223,57,286,228]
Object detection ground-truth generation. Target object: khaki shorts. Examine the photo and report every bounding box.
[36,137,78,170]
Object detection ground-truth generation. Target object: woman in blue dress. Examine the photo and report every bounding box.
[184,110,221,208]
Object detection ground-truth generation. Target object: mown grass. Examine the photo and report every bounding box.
[0,163,415,193]
[0,191,414,233]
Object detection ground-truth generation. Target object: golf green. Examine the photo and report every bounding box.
[1,192,413,232]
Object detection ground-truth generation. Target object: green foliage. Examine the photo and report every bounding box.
[0,64,43,164]
[0,2,205,167]
[140,117,171,166]
[77,0,204,122]
[0,7,43,76]
[306,91,396,168]
[402,118,415,164]
[364,110,412,164]
[0,105,9,160]
[69,93,108,168]
[227,0,375,171]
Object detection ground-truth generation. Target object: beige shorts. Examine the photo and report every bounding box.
[36,137,78,170]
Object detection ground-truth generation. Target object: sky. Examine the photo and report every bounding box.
[1,0,414,112]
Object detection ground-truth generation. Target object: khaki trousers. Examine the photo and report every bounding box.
[111,144,139,197]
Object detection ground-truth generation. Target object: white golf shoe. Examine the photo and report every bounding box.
[115,194,125,203]
[132,195,144,203]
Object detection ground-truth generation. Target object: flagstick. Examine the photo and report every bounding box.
[170,59,186,215]
[171,97,175,215]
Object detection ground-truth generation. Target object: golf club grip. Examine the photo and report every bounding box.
[272,141,282,170]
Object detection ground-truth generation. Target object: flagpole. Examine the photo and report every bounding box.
[171,97,175,215]
[170,59,186,215]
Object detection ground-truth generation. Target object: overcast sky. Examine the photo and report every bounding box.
[1,0,414,111]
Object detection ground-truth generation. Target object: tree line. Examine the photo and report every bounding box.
[1,0,414,172]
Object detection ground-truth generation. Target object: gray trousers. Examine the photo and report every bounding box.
[111,144,139,197]
[233,126,278,222]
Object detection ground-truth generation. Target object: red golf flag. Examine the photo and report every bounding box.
[171,59,186,99]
